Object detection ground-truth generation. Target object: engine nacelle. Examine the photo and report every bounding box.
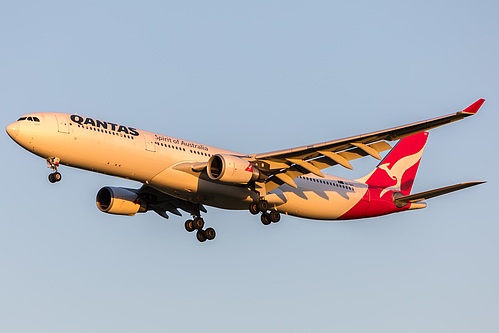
[207,154,260,184]
[96,186,147,216]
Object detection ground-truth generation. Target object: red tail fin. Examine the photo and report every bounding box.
[357,132,429,194]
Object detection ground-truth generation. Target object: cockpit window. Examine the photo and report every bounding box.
[17,116,40,122]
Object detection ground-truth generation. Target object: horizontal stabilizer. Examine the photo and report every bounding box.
[395,181,485,203]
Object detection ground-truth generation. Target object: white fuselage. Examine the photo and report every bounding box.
[7,112,371,220]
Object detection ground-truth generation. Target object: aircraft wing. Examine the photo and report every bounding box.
[246,99,484,192]
[132,185,207,219]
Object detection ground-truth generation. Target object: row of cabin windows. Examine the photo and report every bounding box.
[18,116,40,122]
[298,176,354,191]
[156,141,185,151]
[154,141,213,157]
[75,123,135,140]
[191,150,211,157]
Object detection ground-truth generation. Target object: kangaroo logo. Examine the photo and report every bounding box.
[378,145,425,198]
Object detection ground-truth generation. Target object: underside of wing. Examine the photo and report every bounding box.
[133,185,206,219]
[246,99,484,193]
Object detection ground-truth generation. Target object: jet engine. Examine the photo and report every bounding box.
[96,186,147,216]
[207,154,260,184]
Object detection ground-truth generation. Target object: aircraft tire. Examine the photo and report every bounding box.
[261,213,271,225]
[257,200,268,212]
[193,217,204,230]
[249,202,259,215]
[196,230,207,242]
[185,220,195,232]
[205,227,216,240]
[269,210,280,223]
[53,172,62,182]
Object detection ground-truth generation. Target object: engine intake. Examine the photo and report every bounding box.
[96,186,147,216]
[207,154,260,184]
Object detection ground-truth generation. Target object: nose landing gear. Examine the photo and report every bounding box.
[47,157,62,183]
[250,199,281,225]
[48,172,62,183]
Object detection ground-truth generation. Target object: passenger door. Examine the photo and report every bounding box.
[56,114,70,134]
[143,133,156,152]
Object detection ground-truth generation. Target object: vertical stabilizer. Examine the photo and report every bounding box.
[356,132,429,194]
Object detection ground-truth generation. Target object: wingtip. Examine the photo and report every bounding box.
[461,98,485,114]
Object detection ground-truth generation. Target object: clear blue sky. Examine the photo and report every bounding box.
[1,1,498,332]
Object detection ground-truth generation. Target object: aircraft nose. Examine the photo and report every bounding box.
[6,122,20,139]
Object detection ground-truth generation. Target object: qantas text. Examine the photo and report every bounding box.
[70,115,139,136]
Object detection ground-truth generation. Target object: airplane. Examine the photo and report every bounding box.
[6,99,485,242]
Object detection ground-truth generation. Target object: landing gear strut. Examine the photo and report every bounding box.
[184,211,216,242]
[47,157,62,183]
[250,199,281,225]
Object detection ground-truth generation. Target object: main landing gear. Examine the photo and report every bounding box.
[249,199,281,225]
[47,157,62,183]
[184,216,216,242]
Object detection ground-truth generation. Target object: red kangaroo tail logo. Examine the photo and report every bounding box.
[358,132,429,195]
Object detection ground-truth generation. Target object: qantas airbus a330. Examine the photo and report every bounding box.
[6,100,485,242]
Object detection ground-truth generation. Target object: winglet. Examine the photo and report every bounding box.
[461,99,485,115]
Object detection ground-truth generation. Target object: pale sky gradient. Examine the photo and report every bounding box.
[1,1,498,332]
